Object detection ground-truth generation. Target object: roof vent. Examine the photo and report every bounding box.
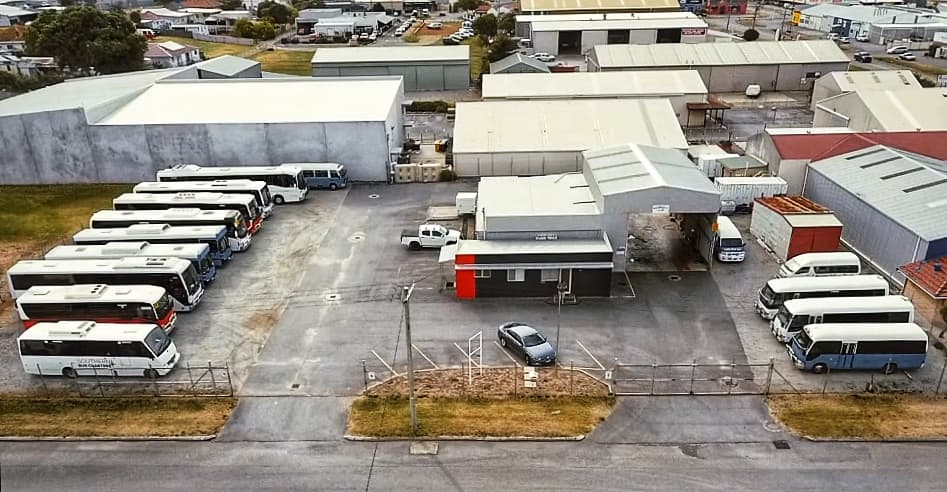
[935,263,943,273]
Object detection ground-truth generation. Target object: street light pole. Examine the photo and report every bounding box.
[555,280,567,361]
[402,284,418,435]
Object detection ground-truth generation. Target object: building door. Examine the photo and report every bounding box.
[558,31,581,54]
[656,28,682,43]
[607,30,630,44]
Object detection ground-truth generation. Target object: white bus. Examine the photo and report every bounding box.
[771,296,914,343]
[756,275,890,319]
[16,284,177,333]
[157,164,308,205]
[788,323,928,374]
[46,242,217,286]
[90,208,248,255]
[777,252,861,278]
[113,192,263,235]
[73,223,238,261]
[18,321,180,378]
[133,180,274,218]
[6,257,204,312]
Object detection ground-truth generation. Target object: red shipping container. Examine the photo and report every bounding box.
[750,196,843,261]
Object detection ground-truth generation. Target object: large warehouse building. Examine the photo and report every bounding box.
[588,40,850,92]
[812,87,947,131]
[810,70,921,111]
[451,98,688,177]
[520,0,682,15]
[0,61,405,184]
[310,45,470,91]
[520,13,708,56]
[803,145,947,283]
[481,71,708,126]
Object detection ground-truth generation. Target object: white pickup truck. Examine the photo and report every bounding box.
[401,224,461,250]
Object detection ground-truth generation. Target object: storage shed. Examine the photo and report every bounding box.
[451,98,687,177]
[310,45,470,91]
[588,40,850,92]
[803,145,947,283]
[749,195,843,262]
[489,53,550,74]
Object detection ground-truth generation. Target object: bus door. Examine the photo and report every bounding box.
[838,342,857,369]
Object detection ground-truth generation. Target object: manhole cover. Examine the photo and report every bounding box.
[368,194,380,199]
[772,440,791,450]
[667,275,682,282]
[349,233,365,242]
[291,383,300,390]
[325,293,340,301]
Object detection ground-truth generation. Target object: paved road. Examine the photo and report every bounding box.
[2,438,945,490]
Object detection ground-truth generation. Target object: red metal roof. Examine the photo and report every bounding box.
[182,0,221,7]
[756,195,831,214]
[900,255,947,299]
[770,131,947,161]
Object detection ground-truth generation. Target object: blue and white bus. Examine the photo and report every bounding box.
[73,224,234,266]
[45,242,217,285]
[282,163,348,190]
[788,323,928,374]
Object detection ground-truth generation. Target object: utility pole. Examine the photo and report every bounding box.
[751,0,762,31]
[402,284,418,435]
[555,280,567,362]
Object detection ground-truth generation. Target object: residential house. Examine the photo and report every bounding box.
[0,4,37,27]
[899,256,947,328]
[145,41,202,68]
[0,24,26,55]
[140,8,195,26]
[0,54,56,77]
[182,0,222,7]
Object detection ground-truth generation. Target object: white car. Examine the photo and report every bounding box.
[898,52,917,61]
[855,34,869,42]
[532,52,556,62]
[886,46,909,54]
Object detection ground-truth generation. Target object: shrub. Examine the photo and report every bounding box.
[403,33,419,43]
[407,100,451,113]
[743,29,760,41]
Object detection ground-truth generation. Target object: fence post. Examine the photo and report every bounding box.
[209,361,217,392]
[728,360,735,395]
[362,359,369,392]
[649,363,657,395]
[512,366,517,397]
[688,359,697,395]
[151,363,159,396]
[224,362,233,397]
[821,365,831,395]
[37,364,47,395]
[570,361,574,396]
[764,358,774,396]
[936,359,947,395]
[94,366,105,397]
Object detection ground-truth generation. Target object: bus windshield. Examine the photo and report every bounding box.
[145,327,172,356]
[775,306,791,328]
[234,216,248,238]
[153,294,173,320]
[182,266,201,295]
[295,171,306,189]
[199,254,214,273]
[795,331,814,352]
[760,284,776,306]
[720,238,743,248]
[261,187,272,205]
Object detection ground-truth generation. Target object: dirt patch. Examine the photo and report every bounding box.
[768,394,947,439]
[0,397,236,437]
[366,367,609,398]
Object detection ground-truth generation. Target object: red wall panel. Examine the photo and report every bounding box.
[788,227,843,259]
[455,254,476,299]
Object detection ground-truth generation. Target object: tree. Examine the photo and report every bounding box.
[59,0,75,5]
[743,29,760,41]
[371,2,385,11]
[454,0,479,11]
[25,7,146,75]
[256,1,296,24]
[497,12,515,34]
[219,0,244,10]
[292,0,324,9]
[472,13,497,38]
[486,33,517,62]
[233,18,277,40]
[129,10,141,25]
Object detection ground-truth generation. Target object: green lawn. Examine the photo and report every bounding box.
[250,49,316,76]
[0,184,132,241]
[154,36,253,59]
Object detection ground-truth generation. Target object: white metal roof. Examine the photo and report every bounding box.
[310,45,470,64]
[765,274,888,293]
[520,0,682,12]
[477,174,602,218]
[452,98,687,154]
[482,70,707,100]
[783,295,912,314]
[808,145,947,241]
[196,55,259,76]
[96,77,403,125]
[583,143,720,197]
[820,70,921,92]
[530,16,706,31]
[799,4,900,24]
[456,238,613,255]
[592,40,849,68]
[803,323,927,342]
[783,214,843,228]
[832,88,947,131]
[489,53,550,74]
[18,284,166,304]
[17,321,161,342]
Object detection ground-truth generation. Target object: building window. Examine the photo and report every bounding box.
[474,270,491,278]
[541,269,559,283]
[507,269,525,282]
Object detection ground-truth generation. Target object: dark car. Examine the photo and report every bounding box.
[853,51,872,63]
[497,322,556,366]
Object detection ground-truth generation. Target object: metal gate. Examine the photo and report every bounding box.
[609,360,775,396]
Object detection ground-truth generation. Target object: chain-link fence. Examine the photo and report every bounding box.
[27,361,233,398]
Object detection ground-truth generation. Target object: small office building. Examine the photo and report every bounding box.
[523,13,708,56]
[311,45,470,91]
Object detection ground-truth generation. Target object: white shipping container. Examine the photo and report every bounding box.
[750,200,794,260]
[714,177,788,207]
[697,153,738,177]
[455,192,477,216]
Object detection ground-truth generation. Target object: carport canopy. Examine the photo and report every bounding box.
[582,143,721,215]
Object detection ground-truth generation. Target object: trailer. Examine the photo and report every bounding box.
[714,176,788,214]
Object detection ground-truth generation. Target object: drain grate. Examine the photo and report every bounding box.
[291,383,300,390]
[368,194,380,199]
[772,440,791,450]
[667,274,682,282]
[325,293,340,301]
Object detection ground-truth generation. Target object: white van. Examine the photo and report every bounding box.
[777,252,860,278]
[714,216,745,262]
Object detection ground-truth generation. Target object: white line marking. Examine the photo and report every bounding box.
[371,349,398,376]
[493,341,521,367]
[576,340,605,371]
[412,344,439,370]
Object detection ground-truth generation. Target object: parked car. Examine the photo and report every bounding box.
[899,52,917,60]
[443,36,459,45]
[855,34,869,42]
[838,36,850,44]
[745,84,761,99]
[531,52,556,62]
[853,51,872,62]
[400,224,460,250]
[497,322,556,366]
[886,46,909,54]
[428,22,443,29]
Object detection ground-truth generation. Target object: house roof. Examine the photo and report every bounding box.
[145,41,198,59]
[899,255,947,299]
[489,53,550,74]
[808,145,947,241]
[593,40,848,68]
[182,0,221,8]
[0,24,26,42]
[520,0,681,13]
[141,8,192,18]
[769,130,947,161]
[482,70,707,99]
[0,4,34,17]
[457,238,613,256]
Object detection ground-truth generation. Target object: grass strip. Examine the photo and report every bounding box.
[768,394,947,439]
[0,397,236,437]
[0,184,132,241]
[251,50,316,76]
[349,396,615,438]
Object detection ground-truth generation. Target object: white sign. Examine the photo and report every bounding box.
[651,204,670,215]
[938,75,947,88]
[535,233,558,241]
[604,371,613,380]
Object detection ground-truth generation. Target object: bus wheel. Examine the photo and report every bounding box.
[882,363,897,375]
[143,369,159,379]
[273,195,285,205]
[62,367,77,378]
[811,363,828,374]
[329,183,338,191]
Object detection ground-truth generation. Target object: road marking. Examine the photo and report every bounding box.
[576,340,606,371]
[412,344,439,370]
[371,349,398,376]
[493,340,521,367]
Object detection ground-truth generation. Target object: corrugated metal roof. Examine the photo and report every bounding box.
[822,70,921,92]
[482,70,707,99]
[452,98,687,154]
[310,45,470,64]
[196,55,259,76]
[489,53,550,74]
[809,145,947,240]
[521,0,681,12]
[477,174,601,218]
[768,130,947,161]
[457,238,613,255]
[583,143,719,197]
[531,16,707,31]
[841,88,947,131]
[593,40,849,68]
[756,196,831,214]
[800,3,900,24]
